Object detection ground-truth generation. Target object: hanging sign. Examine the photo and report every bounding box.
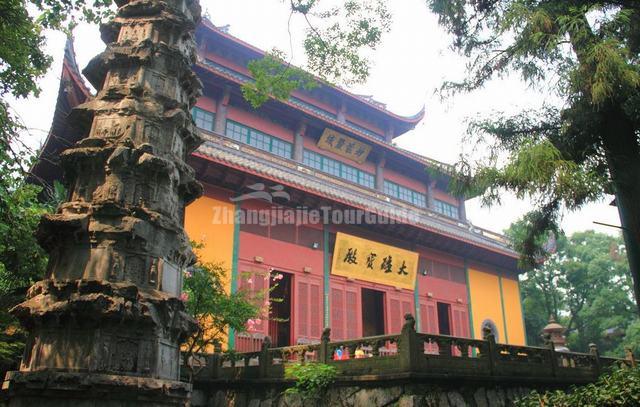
[317,128,371,164]
[331,232,418,290]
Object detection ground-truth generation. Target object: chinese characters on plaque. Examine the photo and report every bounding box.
[317,128,372,164]
[331,232,418,289]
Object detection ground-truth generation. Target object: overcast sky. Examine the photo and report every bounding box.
[10,0,623,237]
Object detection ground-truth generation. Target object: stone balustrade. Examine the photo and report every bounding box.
[186,314,634,385]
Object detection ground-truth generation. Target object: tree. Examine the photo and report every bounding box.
[512,223,637,354]
[182,260,257,354]
[421,0,640,312]
[180,258,293,380]
[0,0,113,195]
[181,260,258,380]
[0,171,63,377]
[241,0,391,107]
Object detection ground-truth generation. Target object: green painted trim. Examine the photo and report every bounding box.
[498,275,509,344]
[323,225,330,328]
[517,278,528,346]
[414,276,421,332]
[464,260,476,357]
[464,260,475,339]
[228,202,241,349]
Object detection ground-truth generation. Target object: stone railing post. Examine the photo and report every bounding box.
[319,328,331,364]
[259,336,272,378]
[625,347,637,368]
[398,314,418,373]
[486,334,497,376]
[207,353,220,380]
[482,327,496,376]
[546,341,558,377]
[589,343,602,378]
[208,343,222,379]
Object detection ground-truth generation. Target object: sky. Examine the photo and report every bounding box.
[10,0,623,237]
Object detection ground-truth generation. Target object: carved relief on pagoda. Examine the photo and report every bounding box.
[174,31,197,61]
[69,161,105,202]
[146,70,171,97]
[157,340,180,379]
[135,120,185,160]
[171,131,185,158]
[91,114,134,141]
[105,65,141,90]
[117,22,153,44]
[20,326,174,379]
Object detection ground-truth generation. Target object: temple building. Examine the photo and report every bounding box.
[35,20,527,352]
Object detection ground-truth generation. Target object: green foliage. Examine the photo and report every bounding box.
[300,0,391,85]
[427,1,640,290]
[617,319,640,356]
[0,0,114,199]
[182,258,258,354]
[242,50,317,109]
[0,0,113,99]
[284,362,338,400]
[0,147,59,376]
[515,366,640,407]
[512,225,636,354]
[33,0,114,31]
[0,0,50,98]
[0,183,51,294]
[243,0,391,108]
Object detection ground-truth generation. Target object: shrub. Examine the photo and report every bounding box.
[515,367,640,407]
[284,362,337,400]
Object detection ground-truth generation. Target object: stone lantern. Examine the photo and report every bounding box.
[542,316,569,352]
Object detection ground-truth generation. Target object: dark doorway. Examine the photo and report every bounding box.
[269,271,292,347]
[437,302,451,335]
[361,288,385,337]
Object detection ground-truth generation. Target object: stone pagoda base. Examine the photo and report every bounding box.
[3,371,190,406]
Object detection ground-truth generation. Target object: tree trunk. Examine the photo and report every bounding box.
[602,107,640,314]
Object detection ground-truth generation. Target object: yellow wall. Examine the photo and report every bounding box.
[468,267,525,345]
[501,276,526,345]
[184,192,235,292]
[468,268,506,343]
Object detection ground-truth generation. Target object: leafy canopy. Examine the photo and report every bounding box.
[511,224,636,355]
[242,0,391,107]
[0,0,115,202]
[0,167,63,376]
[182,255,258,355]
[426,0,640,272]
[242,49,317,109]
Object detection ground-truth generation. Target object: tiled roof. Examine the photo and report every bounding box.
[199,58,385,141]
[194,131,517,259]
[198,18,425,126]
[197,59,456,174]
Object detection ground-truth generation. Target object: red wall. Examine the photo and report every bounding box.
[238,232,323,276]
[383,166,427,194]
[194,95,218,113]
[432,187,459,206]
[226,105,295,143]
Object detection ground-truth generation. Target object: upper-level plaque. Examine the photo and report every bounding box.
[317,128,372,164]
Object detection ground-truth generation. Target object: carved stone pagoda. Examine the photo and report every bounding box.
[3,0,203,405]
